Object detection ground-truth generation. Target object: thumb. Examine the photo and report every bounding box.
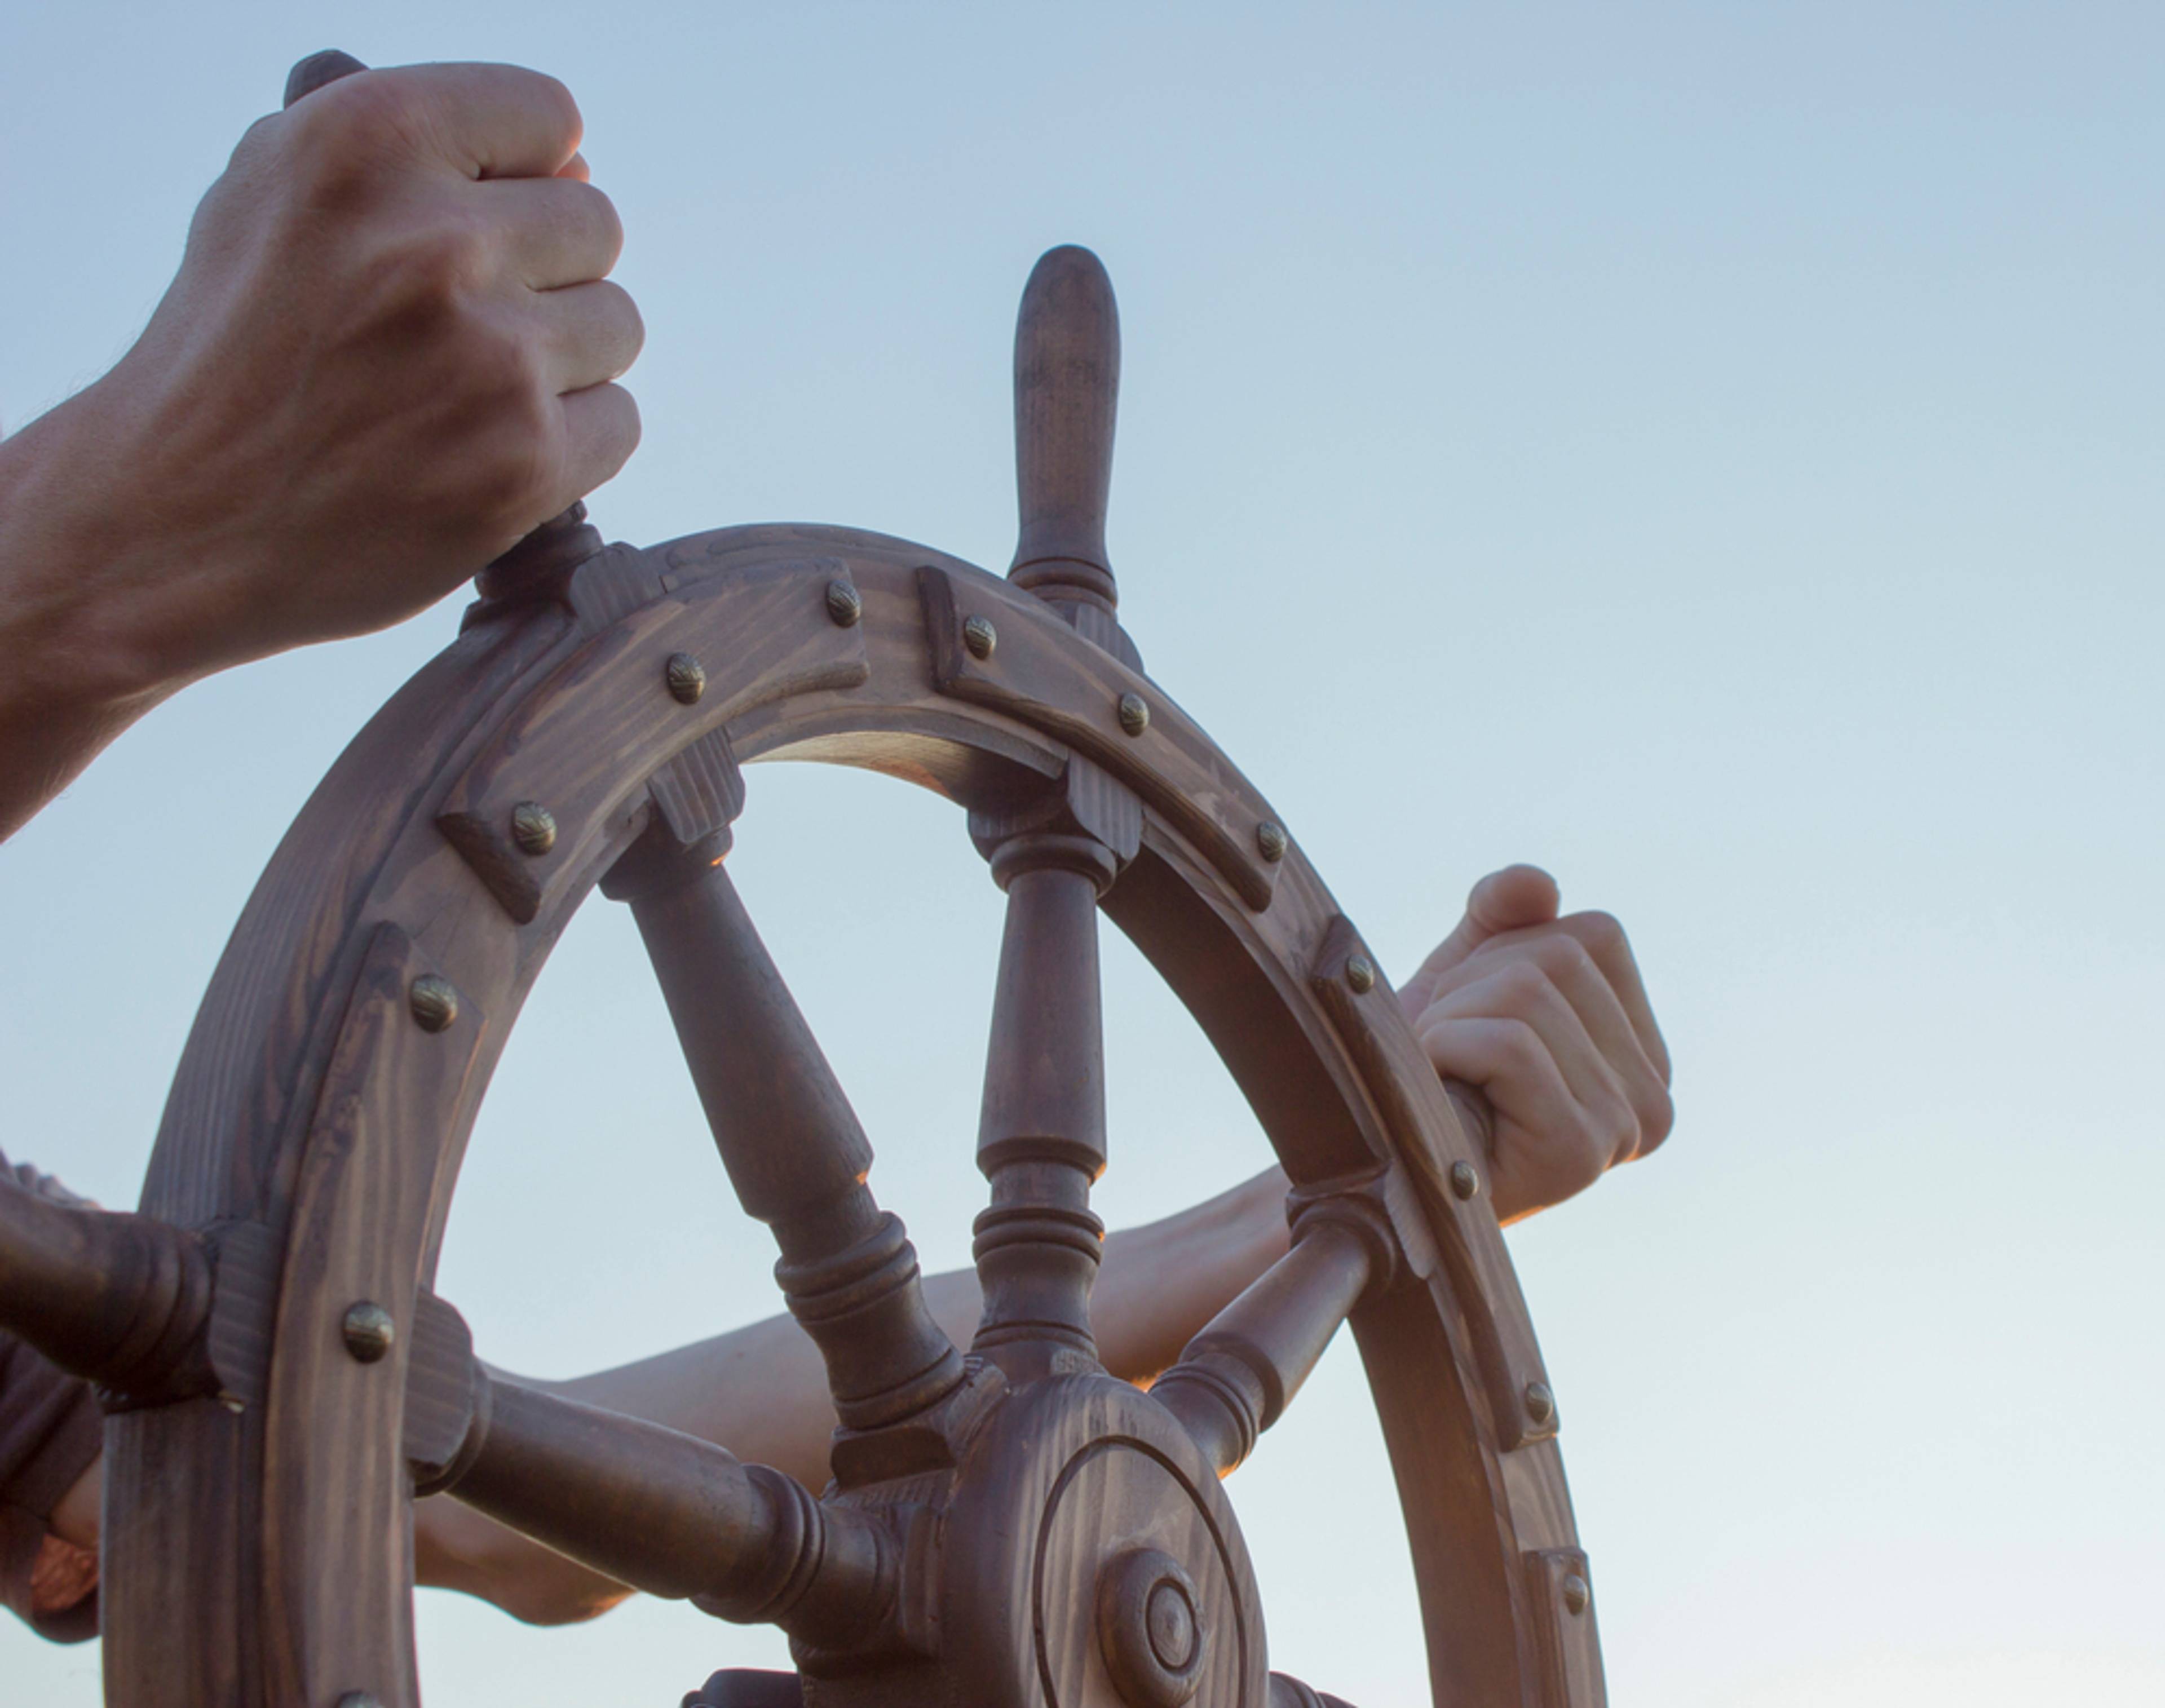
[1397,864,1561,1014]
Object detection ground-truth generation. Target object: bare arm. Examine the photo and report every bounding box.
[0,62,642,840]
[35,876,1669,1630]
[408,1167,1294,1622]
[405,866,1673,1623]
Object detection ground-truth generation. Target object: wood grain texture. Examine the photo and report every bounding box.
[259,923,485,1708]
[1152,1214,1381,1476]
[1307,915,1558,1455]
[933,1375,1266,1708]
[109,609,573,1708]
[1009,245,1121,611]
[0,1181,214,1403]
[920,564,1282,910]
[76,240,1619,1703]
[98,526,1597,1702]
[1522,1547,1605,1708]
[439,563,867,922]
[971,852,1112,1380]
[622,856,966,1446]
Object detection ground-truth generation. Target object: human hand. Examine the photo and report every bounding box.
[1396,865,1672,1224]
[3,60,642,704]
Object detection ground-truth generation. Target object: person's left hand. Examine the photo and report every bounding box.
[1396,865,1672,1223]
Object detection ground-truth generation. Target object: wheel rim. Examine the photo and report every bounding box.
[107,524,1600,1708]
[105,242,1603,1708]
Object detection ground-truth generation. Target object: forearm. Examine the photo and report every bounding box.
[0,396,183,842]
[41,1167,1298,1627]
[409,1164,1294,1622]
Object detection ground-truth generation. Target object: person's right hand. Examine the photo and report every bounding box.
[5,61,643,706]
[1397,865,1673,1223]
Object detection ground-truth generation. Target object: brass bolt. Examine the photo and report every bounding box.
[1561,1574,1591,1616]
[665,652,706,704]
[963,614,997,659]
[1523,1380,1556,1426]
[825,578,863,627]
[1344,954,1377,994]
[408,975,459,1034]
[342,1302,395,1364]
[510,800,557,856]
[1117,692,1151,736]
[1449,1160,1479,1201]
[1256,821,1288,864]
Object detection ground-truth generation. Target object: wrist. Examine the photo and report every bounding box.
[0,388,185,716]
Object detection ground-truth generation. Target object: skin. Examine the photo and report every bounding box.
[0,63,642,840]
[6,63,1673,1629]
[39,865,1670,1626]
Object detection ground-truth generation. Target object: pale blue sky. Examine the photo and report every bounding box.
[3,5,2160,1705]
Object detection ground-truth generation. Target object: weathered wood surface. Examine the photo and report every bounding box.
[100,530,1595,1706]
[623,852,966,1449]
[79,237,1607,1708]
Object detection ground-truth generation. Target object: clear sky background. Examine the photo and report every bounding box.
[3,4,2160,1704]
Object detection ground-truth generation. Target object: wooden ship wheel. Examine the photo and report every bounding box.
[0,235,1606,1706]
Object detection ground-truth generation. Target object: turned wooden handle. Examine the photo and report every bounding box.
[0,1184,215,1401]
[1010,245,1121,606]
[283,48,366,107]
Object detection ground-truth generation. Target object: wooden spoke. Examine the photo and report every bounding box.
[1152,1198,1397,1477]
[969,831,1118,1378]
[609,839,964,1446]
[76,240,1611,1706]
[404,1295,900,1653]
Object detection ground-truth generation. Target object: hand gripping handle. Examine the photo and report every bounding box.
[280,51,603,600]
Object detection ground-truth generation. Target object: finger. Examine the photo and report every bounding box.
[1418,1012,1578,1138]
[1469,910,1670,1082]
[485,176,625,288]
[378,63,585,179]
[531,278,646,395]
[1425,964,1640,1167]
[556,151,591,182]
[1398,863,1560,1015]
[1434,932,1673,1151]
[1415,1015,1603,1213]
[554,380,642,502]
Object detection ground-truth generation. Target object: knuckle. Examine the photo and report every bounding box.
[1637,1083,1677,1151]
[598,279,646,351]
[288,72,419,171]
[1581,1069,1637,1157]
[1570,909,1627,955]
[1492,960,1551,1013]
[1543,1130,1606,1202]
[1530,932,1596,980]
[395,219,493,300]
[527,70,584,143]
[450,335,558,512]
[577,183,625,262]
[1570,1110,1614,1172]
[1499,1019,1548,1076]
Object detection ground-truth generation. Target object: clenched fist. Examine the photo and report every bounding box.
[0,61,643,835]
[1398,865,1673,1223]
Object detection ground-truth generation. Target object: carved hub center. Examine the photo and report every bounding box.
[1098,1546,1208,1706]
[934,1374,1262,1707]
[1147,1578,1199,1670]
